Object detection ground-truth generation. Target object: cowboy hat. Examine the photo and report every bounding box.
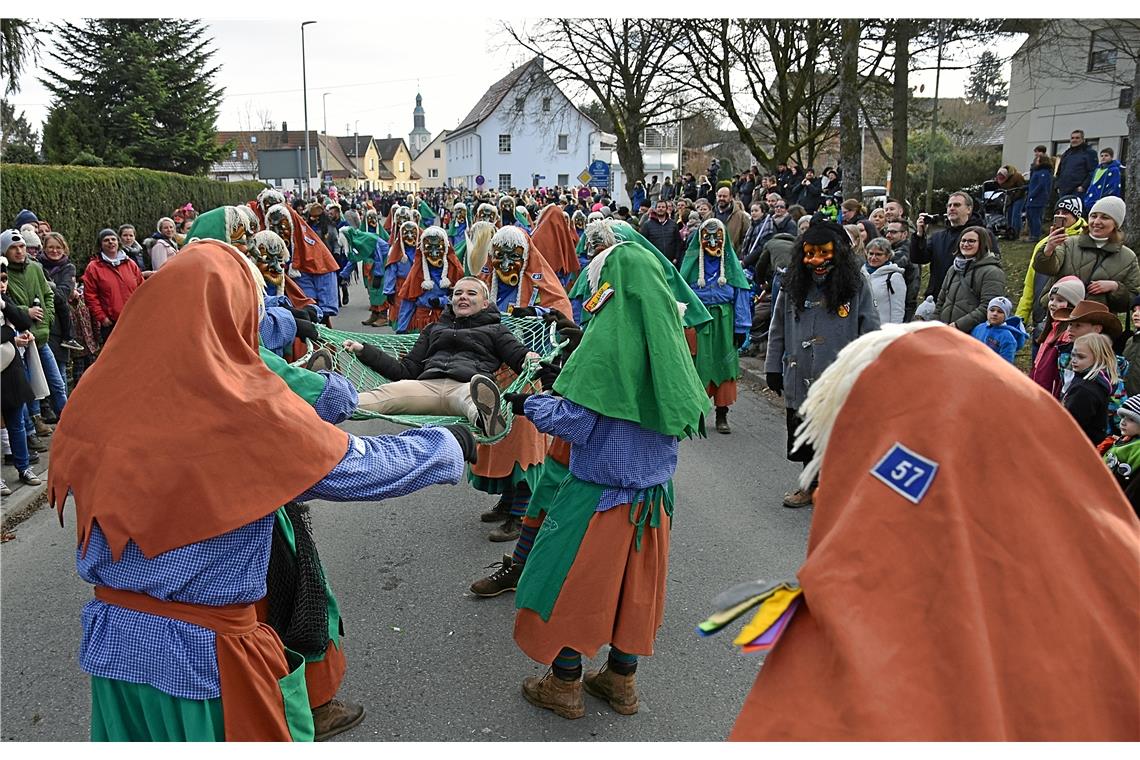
[1057,299,1123,338]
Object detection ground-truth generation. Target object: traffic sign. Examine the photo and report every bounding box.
[475,175,485,186]
[588,159,610,188]
[577,169,591,184]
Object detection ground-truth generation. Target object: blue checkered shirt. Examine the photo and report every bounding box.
[76,427,463,699]
[523,395,677,510]
[259,306,298,356]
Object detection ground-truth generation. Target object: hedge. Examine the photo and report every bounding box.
[1,164,266,270]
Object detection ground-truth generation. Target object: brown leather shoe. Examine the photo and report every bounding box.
[782,487,814,508]
[583,663,639,715]
[488,514,521,542]
[26,435,49,453]
[33,416,54,437]
[311,698,365,741]
[522,671,585,719]
[470,554,521,597]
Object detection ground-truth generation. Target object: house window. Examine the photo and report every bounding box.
[558,174,569,186]
[515,97,525,111]
[1120,87,1134,110]
[250,135,257,144]
[241,151,249,160]
[429,168,439,178]
[1088,32,1118,72]
[399,160,406,172]
[557,134,568,151]
[230,150,237,158]
[434,148,441,159]
[499,134,511,153]
[499,173,511,192]
[542,97,551,112]
[369,158,375,171]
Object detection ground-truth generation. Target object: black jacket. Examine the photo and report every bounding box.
[793,179,823,213]
[1056,143,1098,196]
[2,300,36,419]
[910,212,1000,299]
[357,307,529,383]
[641,215,683,266]
[1063,373,1111,444]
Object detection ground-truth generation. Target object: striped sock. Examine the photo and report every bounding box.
[552,647,582,681]
[510,483,531,518]
[608,647,638,676]
[512,516,543,565]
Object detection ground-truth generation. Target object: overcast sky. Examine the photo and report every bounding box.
[6,6,1111,145]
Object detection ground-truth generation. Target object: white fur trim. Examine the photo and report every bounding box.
[586,242,624,294]
[794,321,941,490]
[677,301,687,318]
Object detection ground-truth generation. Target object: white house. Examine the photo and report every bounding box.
[444,57,604,192]
[413,129,450,188]
[1002,23,1136,172]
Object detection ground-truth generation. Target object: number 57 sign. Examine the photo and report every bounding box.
[871,444,939,504]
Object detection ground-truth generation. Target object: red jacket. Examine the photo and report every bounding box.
[83,256,144,324]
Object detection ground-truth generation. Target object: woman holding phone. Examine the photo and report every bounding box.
[1015,195,1088,341]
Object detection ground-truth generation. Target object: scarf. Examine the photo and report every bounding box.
[952,255,970,273]
[101,251,128,267]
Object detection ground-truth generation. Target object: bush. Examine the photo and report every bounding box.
[1,164,265,270]
[70,151,104,167]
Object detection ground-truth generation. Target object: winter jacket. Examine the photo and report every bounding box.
[714,200,750,251]
[1123,333,1140,398]
[1063,371,1112,444]
[1082,159,1123,210]
[1056,143,1098,196]
[147,235,179,270]
[1,298,36,421]
[753,233,798,289]
[660,181,675,202]
[640,215,683,266]
[889,244,921,319]
[4,259,55,346]
[1102,435,1140,516]
[37,253,77,343]
[356,307,529,383]
[935,252,1007,334]
[863,262,907,325]
[1033,233,1140,314]
[759,213,797,252]
[82,256,144,325]
[970,317,1029,363]
[1026,164,1054,209]
[1015,217,1087,325]
[123,241,150,273]
[631,186,646,213]
[793,179,823,213]
[765,277,881,410]
[1030,323,1069,399]
[911,212,1000,300]
[738,219,768,269]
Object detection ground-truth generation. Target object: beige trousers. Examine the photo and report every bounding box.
[357,378,478,425]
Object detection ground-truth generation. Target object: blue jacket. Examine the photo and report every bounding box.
[1026,165,1053,208]
[970,316,1029,364]
[1056,144,1098,195]
[1082,159,1123,210]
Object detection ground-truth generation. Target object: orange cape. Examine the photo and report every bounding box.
[397,244,465,303]
[48,241,349,560]
[530,208,581,278]
[286,206,339,275]
[730,326,1140,741]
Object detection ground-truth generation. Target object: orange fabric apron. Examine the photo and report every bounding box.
[96,586,296,742]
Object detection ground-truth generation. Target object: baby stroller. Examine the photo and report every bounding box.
[982,180,1025,240]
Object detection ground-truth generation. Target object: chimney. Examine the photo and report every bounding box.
[281,121,288,134]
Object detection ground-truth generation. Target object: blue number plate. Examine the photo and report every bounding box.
[871,443,939,504]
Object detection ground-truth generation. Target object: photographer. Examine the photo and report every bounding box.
[793,168,824,213]
[912,191,999,301]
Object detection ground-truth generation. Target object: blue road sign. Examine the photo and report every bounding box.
[476,175,485,186]
[588,159,610,188]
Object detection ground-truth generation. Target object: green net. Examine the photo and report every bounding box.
[295,316,564,443]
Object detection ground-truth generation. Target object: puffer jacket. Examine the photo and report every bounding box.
[1032,233,1140,314]
[1016,217,1087,325]
[357,307,529,383]
[765,277,881,410]
[863,261,907,324]
[936,252,1007,333]
[910,212,1000,300]
[82,256,144,324]
[4,259,55,346]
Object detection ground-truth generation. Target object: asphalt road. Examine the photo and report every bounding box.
[0,283,812,742]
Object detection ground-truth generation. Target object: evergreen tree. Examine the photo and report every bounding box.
[965,51,1009,108]
[1,19,43,95]
[39,19,227,174]
[1,98,42,163]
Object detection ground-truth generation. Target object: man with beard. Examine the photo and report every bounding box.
[765,219,879,508]
[911,191,999,301]
[714,187,750,251]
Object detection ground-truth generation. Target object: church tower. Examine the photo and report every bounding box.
[408,93,431,156]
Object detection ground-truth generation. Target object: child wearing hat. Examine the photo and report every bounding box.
[1029,275,1085,398]
[970,296,1028,363]
[1101,395,1140,516]
[1123,295,1140,398]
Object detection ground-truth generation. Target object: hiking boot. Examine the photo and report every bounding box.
[715,406,731,434]
[61,339,86,352]
[470,374,506,438]
[583,663,639,715]
[33,416,54,437]
[522,671,584,720]
[39,405,59,423]
[489,514,521,542]
[305,347,336,373]
[480,495,512,523]
[361,312,382,327]
[26,435,49,453]
[311,697,365,741]
[19,469,41,486]
[782,487,814,508]
[470,554,522,597]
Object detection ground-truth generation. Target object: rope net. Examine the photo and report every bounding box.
[298,316,562,443]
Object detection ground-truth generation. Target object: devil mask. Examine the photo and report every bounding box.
[250,230,289,287]
[699,219,725,258]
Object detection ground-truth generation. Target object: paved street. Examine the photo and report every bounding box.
[1,287,812,742]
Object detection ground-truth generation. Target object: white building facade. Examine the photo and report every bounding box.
[413,130,450,189]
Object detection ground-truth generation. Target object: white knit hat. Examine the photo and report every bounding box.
[1090,196,1126,228]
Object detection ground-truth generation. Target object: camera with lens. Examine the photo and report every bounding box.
[920,212,947,227]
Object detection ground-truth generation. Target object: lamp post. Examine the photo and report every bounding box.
[322,91,330,187]
[354,120,361,189]
[301,20,317,197]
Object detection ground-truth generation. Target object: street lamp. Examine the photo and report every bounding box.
[322,91,331,186]
[301,20,316,197]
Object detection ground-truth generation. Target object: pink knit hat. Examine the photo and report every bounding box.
[1049,275,1086,309]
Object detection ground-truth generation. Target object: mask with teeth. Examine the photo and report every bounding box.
[803,242,836,284]
[700,223,724,258]
[400,221,419,248]
[498,198,516,223]
[250,230,289,287]
[265,205,294,247]
[492,242,526,286]
[476,203,499,225]
[423,231,446,267]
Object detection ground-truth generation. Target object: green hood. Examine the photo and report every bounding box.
[679,221,750,290]
[184,206,239,243]
[342,227,382,264]
[417,200,437,226]
[554,242,708,439]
